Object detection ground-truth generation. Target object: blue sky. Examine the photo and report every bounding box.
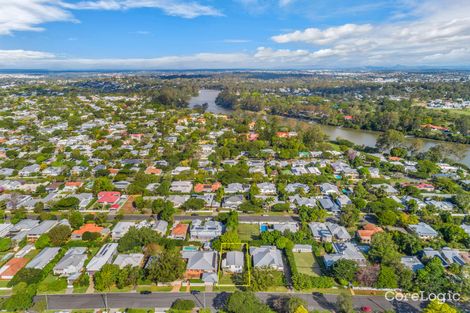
[1,0,470,69]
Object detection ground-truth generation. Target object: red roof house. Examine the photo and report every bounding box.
[97,191,121,204]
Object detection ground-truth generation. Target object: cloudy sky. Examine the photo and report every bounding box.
[1,0,470,69]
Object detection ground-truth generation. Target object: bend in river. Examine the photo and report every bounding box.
[189,89,470,167]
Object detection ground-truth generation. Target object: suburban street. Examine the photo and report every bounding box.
[38,292,426,312]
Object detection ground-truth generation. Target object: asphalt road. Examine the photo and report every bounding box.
[38,292,425,312]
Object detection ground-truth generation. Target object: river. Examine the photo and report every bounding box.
[189,89,470,166]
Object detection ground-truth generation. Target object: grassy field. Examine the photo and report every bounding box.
[238,223,260,241]
[37,274,67,294]
[293,252,321,276]
[136,285,173,292]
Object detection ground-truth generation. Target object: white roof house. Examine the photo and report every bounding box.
[111,222,135,240]
[250,246,284,270]
[308,222,351,242]
[323,242,367,268]
[190,219,223,241]
[409,222,438,239]
[222,251,244,273]
[113,253,144,268]
[170,181,193,193]
[53,247,87,277]
[0,223,13,238]
[86,243,118,274]
[26,247,61,270]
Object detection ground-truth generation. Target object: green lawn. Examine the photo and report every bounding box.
[293,252,321,276]
[238,223,260,241]
[136,285,173,292]
[37,274,67,294]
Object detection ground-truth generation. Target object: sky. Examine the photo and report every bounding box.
[1,0,470,69]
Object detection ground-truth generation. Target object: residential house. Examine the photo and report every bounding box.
[0,258,29,280]
[409,222,439,240]
[71,223,109,240]
[170,181,193,193]
[272,222,299,233]
[26,220,59,242]
[285,183,310,194]
[222,194,244,209]
[250,246,284,270]
[19,164,40,177]
[319,183,339,195]
[336,195,352,209]
[53,247,87,279]
[309,222,351,242]
[318,197,340,213]
[371,184,398,195]
[356,224,383,244]
[292,244,312,253]
[169,223,189,240]
[86,243,118,275]
[97,191,121,205]
[401,256,424,272]
[153,220,168,236]
[257,183,277,195]
[190,219,223,241]
[111,222,135,240]
[113,253,144,268]
[0,223,13,238]
[323,242,367,267]
[222,251,244,273]
[225,183,249,194]
[182,250,218,279]
[26,247,61,270]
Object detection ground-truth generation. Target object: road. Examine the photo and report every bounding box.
[38,292,426,312]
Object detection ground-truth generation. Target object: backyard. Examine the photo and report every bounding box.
[237,223,260,241]
[293,252,321,276]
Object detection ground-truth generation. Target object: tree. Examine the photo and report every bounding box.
[226,291,274,313]
[181,198,205,211]
[423,300,458,313]
[69,211,84,229]
[331,259,358,284]
[251,267,284,291]
[48,224,71,246]
[0,237,12,252]
[94,264,120,291]
[170,299,195,311]
[8,268,43,287]
[376,266,398,288]
[55,197,79,210]
[146,250,185,283]
[1,282,37,311]
[35,233,51,249]
[376,130,405,151]
[368,232,401,266]
[336,292,354,313]
[339,205,360,227]
[92,177,114,194]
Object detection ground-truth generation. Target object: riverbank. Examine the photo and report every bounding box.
[189,89,470,167]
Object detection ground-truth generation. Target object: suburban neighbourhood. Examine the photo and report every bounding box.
[0,73,468,313]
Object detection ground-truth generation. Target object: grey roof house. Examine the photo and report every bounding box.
[250,246,284,270]
[27,247,61,270]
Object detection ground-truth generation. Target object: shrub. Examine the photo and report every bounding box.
[170,299,195,311]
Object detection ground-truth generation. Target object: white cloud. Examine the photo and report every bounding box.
[0,0,221,35]
[270,0,470,66]
[0,49,56,60]
[64,0,223,18]
[0,0,75,35]
[272,24,373,45]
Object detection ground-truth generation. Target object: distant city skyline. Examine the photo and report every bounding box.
[1,0,470,69]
